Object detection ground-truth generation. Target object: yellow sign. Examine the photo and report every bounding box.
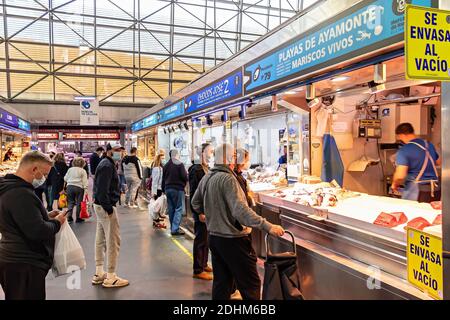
[405,5,450,81]
[406,227,443,300]
[225,120,232,130]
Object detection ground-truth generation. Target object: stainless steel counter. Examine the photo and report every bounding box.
[256,201,432,300]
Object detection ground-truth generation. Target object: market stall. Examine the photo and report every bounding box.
[0,107,31,176]
[129,0,449,299]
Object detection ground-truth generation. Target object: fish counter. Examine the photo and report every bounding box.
[251,182,441,300]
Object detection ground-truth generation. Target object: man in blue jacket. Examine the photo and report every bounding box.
[92,143,129,288]
[0,151,66,300]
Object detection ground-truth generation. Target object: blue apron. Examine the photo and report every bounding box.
[401,140,438,201]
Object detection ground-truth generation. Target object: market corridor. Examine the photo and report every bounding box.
[0,206,213,300]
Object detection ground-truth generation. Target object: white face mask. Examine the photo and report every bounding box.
[32,170,46,188]
[112,152,122,161]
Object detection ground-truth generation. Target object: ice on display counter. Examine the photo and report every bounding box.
[256,179,442,241]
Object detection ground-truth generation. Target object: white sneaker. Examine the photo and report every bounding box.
[131,204,139,209]
[92,273,107,285]
[102,275,129,288]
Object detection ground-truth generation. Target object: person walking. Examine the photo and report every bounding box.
[151,152,165,200]
[92,143,129,288]
[70,151,89,177]
[89,147,104,176]
[0,151,66,300]
[48,152,69,210]
[117,148,127,206]
[162,149,188,236]
[44,152,56,211]
[64,157,89,223]
[191,143,285,300]
[189,143,214,281]
[122,147,142,208]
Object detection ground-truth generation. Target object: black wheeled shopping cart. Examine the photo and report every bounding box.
[262,230,304,300]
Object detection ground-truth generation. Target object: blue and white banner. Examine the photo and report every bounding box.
[185,70,243,114]
[158,100,185,123]
[244,0,437,94]
[131,121,143,133]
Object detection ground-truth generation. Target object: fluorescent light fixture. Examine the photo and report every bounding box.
[331,76,350,82]
[284,91,297,95]
[74,96,96,101]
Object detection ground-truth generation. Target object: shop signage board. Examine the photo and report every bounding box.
[79,99,99,126]
[131,121,144,133]
[184,70,243,114]
[406,227,443,300]
[405,5,450,81]
[63,132,120,140]
[37,133,59,140]
[0,107,30,133]
[243,0,437,94]
[157,100,185,124]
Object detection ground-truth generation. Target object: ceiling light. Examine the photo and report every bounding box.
[331,76,350,82]
[74,96,96,101]
[284,91,297,95]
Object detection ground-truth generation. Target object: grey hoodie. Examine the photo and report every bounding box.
[191,165,273,238]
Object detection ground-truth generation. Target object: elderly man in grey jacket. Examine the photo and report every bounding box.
[192,143,284,300]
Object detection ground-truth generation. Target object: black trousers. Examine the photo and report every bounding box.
[193,221,209,274]
[0,262,47,300]
[66,185,85,220]
[209,234,261,300]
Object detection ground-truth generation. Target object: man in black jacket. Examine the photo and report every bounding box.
[162,149,188,236]
[92,143,129,288]
[89,147,104,175]
[0,151,66,300]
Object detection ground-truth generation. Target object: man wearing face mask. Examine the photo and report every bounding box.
[0,151,66,300]
[92,143,129,288]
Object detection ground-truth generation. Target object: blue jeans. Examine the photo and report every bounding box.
[166,188,184,233]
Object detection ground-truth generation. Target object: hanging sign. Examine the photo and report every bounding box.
[157,100,185,123]
[185,70,243,114]
[405,5,450,80]
[80,99,99,126]
[0,108,30,132]
[407,227,443,300]
[243,0,437,94]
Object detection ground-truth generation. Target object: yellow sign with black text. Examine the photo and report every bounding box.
[407,227,443,300]
[405,5,450,81]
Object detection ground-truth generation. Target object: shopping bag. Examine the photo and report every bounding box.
[58,191,68,209]
[148,195,167,220]
[52,221,86,277]
[80,195,90,219]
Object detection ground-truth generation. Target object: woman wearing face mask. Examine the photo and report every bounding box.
[234,148,254,207]
[48,153,69,210]
[189,143,214,281]
[121,147,143,209]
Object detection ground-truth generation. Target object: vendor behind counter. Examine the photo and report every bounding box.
[392,122,441,203]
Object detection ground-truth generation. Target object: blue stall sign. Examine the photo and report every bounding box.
[143,114,158,128]
[158,100,185,123]
[131,120,144,133]
[185,70,243,114]
[244,0,437,94]
[18,118,31,132]
[0,108,30,132]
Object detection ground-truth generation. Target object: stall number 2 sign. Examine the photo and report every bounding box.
[406,227,443,300]
[405,5,450,81]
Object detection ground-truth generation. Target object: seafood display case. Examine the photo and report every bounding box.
[253,181,441,300]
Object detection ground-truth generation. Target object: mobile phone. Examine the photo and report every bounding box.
[62,208,69,216]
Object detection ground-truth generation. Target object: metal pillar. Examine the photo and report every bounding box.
[440,0,450,302]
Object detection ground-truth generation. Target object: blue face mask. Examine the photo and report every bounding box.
[112,152,121,162]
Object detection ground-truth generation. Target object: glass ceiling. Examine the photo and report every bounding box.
[0,0,319,106]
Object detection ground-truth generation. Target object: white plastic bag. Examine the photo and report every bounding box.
[148,195,167,220]
[52,221,86,277]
